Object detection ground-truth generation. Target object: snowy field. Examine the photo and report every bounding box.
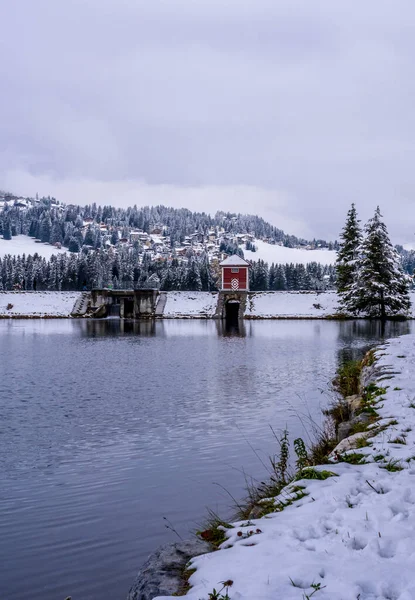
[244,239,337,266]
[0,292,81,317]
[246,291,339,318]
[156,334,415,600]
[0,235,66,259]
[163,291,219,318]
[163,291,415,319]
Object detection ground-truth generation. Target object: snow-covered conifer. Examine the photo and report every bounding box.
[336,204,362,301]
[345,207,411,319]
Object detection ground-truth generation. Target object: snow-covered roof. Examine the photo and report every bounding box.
[219,254,250,267]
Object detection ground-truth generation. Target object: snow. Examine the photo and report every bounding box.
[220,255,251,266]
[0,235,66,259]
[0,292,81,317]
[163,291,219,318]
[156,333,415,600]
[162,291,415,319]
[244,240,337,266]
[246,291,340,318]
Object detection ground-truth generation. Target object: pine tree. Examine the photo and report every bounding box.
[336,204,362,297]
[2,219,12,240]
[50,220,64,245]
[39,216,52,243]
[345,207,411,319]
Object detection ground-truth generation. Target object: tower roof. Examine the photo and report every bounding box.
[219,254,251,267]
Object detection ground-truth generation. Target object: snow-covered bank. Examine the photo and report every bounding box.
[162,291,415,319]
[1,290,415,319]
[246,291,339,318]
[0,292,81,317]
[163,292,219,318]
[155,335,415,600]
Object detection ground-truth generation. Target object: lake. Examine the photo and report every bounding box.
[0,318,413,600]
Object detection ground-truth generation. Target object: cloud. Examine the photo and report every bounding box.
[1,1,415,244]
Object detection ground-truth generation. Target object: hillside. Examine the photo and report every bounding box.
[0,192,410,292]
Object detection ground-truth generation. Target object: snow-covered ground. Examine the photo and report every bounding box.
[246,291,339,318]
[156,334,415,600]
[0,292,81,317]
[163,291,219,318]
[0,235,66,259]
[244,239,337,266]
[163,291,415,319]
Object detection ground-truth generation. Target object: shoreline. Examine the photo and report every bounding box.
[128,333,415,600]
[1,315,414,321]
[1,290,415,320]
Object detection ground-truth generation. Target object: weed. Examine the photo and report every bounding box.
[397,355,406,358]
[272,428,290,485]
[356,437,371,449]
[394,387,402,391]
[294,437,310,470]
[303,582,327,598]
[389,436,407,445]
[334,360,362,397]
[373,454,385,462]
[361,349,376,367]
[324,399,351,427]
[173,567,197,596]
[366,479,386,494]
[409,403,415,409]
[308,425,337,465]
[349,422,370,435]
[296,468,338,481]
[380,459,403,472]
[206,580,233,599]
[197,511,233,548]
[337,453,367,465]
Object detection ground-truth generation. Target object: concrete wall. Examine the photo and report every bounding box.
[90,289,159,319]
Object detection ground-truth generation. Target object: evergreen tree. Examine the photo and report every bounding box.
[345,207,411,319]
[273,265,287,290]
[186,259,202,291]
[50,220,64,245]
[39,216,52,243]
[2,219,12,240]
[336,203,362,297]
[68,236,81,253]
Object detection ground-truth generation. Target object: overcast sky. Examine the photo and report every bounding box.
[1,0,414,243]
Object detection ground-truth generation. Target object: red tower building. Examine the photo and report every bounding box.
[220,255,251,291]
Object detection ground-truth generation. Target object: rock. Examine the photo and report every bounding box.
[330,431,373,456]
[337,421,352,442]
[345,395,363,416]
[126,538,211,600]
[337,413,372,442]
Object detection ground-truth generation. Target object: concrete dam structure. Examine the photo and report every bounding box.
[76,289,247,320]
[71,289,340,320]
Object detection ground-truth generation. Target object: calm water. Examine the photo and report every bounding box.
[0,318,413,600]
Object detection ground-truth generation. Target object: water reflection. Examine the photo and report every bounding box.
[336,319,412,365]
[82,318,157,337]
[215,318,247,337]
